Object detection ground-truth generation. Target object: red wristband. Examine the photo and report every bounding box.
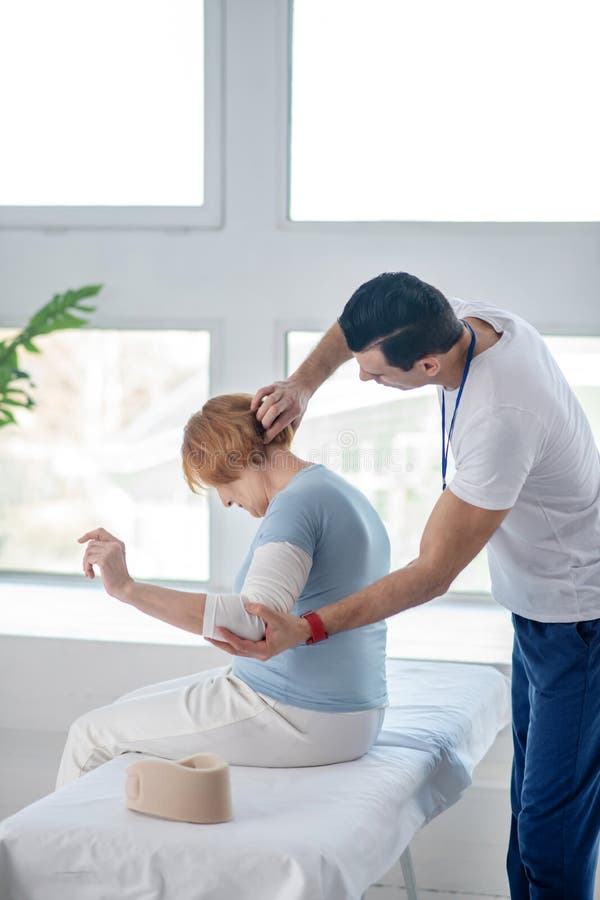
[301,611,328,644]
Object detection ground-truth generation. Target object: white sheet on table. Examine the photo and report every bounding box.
[0,660,511,900]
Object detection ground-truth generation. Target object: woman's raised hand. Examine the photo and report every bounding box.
[78,527,133,599]
[251,377,313,444]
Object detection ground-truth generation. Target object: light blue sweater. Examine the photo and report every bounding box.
[232,464,390,712]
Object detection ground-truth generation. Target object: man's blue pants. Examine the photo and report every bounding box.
[508,613,600,899]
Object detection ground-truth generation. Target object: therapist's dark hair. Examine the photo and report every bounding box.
[338,272,464,371]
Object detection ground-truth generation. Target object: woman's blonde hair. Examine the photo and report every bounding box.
[182,393,294,492]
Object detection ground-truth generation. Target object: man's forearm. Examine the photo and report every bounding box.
[119,581,206,635]
[316,488,505,637]
[292,322,352,392]
[318,559,448,636]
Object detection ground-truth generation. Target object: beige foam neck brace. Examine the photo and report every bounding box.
[125,753,233,824]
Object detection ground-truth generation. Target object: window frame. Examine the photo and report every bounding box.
[0,0,224,232]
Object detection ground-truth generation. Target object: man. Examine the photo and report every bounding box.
[209,272,600,899]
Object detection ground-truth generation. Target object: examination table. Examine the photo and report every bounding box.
[0,659,511,899]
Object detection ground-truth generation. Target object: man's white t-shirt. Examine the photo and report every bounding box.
[444,298,600,623]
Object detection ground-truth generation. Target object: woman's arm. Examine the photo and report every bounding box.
[79,528,207,634]
[122,582,207,633]
[79,528,311,639]
[203,542,312,640]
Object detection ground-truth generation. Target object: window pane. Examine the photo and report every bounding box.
[0,329,210,582]
[287,332,600,595]
[290,0,600,221]
[545,337,600,439]
[0,1,204,206]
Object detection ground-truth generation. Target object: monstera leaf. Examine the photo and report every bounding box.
[0,285,102,428]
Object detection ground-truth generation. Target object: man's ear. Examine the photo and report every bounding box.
[419,356,441,379]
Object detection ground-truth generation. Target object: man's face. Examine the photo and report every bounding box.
[354,346,437,390]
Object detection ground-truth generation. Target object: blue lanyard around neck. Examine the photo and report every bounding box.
[441,321,476,491]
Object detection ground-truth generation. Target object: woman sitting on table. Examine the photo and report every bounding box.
[56,394,389,788]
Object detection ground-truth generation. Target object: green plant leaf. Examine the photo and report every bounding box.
[2,397,34,409]
[0,344,19,368]
[66,285,103,302]
[25,284,102,338]
[35,311,88,333]
[0,407,17,427]
[0,283,101,430]
[10,370,31,380]
[5,387,35,406]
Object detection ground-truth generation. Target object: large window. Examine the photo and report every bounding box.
[0,0,222,228]
[0,328,210,583]
[289,0,600,222]
[286,332,600,595]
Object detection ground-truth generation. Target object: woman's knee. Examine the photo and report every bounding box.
[67,704,111,744]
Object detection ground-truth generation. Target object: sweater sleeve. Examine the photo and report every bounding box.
[203,541,312,640]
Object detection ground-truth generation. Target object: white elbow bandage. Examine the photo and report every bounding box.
[203,542,312,641]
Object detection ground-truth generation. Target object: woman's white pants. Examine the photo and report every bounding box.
[56,665,385,789]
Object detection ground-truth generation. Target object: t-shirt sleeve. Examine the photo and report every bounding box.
[449,405,543,510]
[253,488,320,558]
